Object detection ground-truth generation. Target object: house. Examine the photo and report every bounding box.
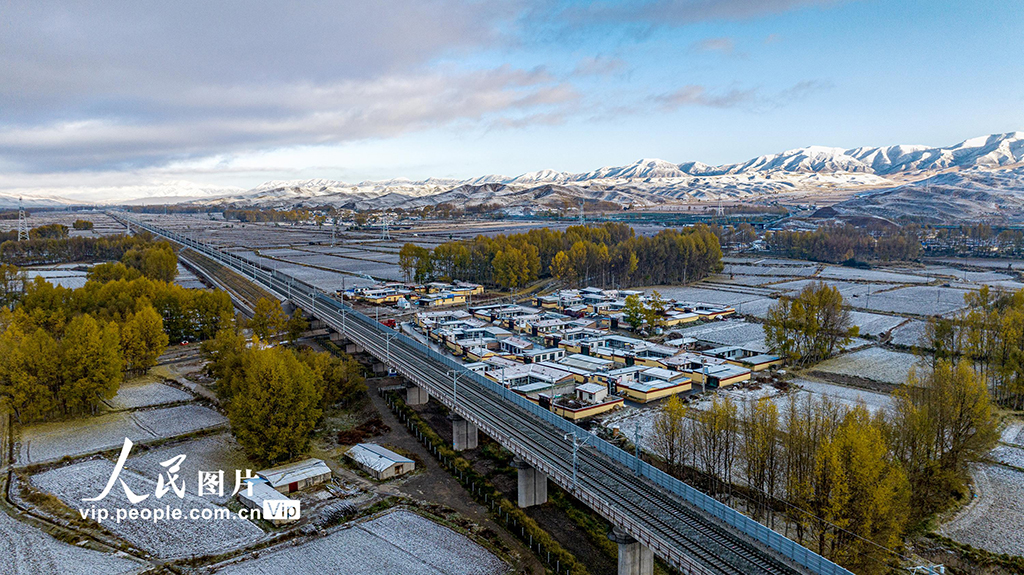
[549,389,624,421]
[575,382,607,403]
[346,443,415,480]
[521,347,565,363]
[257,458,333,494]
[237,479,298,525]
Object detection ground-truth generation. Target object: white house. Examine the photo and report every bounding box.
[346,443,415,480]
[238,479,298,526]
[257,458,333,494]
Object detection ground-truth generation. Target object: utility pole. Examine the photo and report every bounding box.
[564,431,593,489]
[446,369,465,409]
[634,421,643,476]
[17,198,29,241]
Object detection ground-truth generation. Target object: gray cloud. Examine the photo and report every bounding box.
[561,0,847,27]
[689,37,737,55]
[653,80,831,111]
[1,1,572,172]
[572,56,628,76]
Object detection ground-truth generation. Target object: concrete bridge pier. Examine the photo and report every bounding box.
[451,415,478,451]
[512,458,548,508]
[608,527,653,575]
[406,384,430,405]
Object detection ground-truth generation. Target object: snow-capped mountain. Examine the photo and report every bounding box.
[195,131,1024,212]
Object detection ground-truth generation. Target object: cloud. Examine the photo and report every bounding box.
[653,85,758,109]
[560,0,848,27]
[572,56,628,76]
[0,67,580,171]
[653,79,831,111]
[0,1,559,173]
[689,37,737,55]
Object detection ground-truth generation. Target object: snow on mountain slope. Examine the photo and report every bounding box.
[834,166,1024,223]
[199,131,1023,211]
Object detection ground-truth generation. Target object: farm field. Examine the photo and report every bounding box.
[212,509,508,575]
[103,377,193,410]
[940,464,1024,556]
[809,347,923,385]
[0,508,146,575]
[31,459,264,559]
[18,404,227,465]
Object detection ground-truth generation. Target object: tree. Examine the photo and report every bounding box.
[286,309,309,342]
[644,290,667,328]
[120,305,169,374]
[122,243,177,282]
[72,219,94,230]
[298,348,366,407]
[888,361,998,519]
[623,294,646,331]
[58,314,123,414]
[0,324,57,422]
[651,395,687,474]
[228,346,323,465]
[249,298,287,342]
[765,282,858,365]
[0,264,26,310]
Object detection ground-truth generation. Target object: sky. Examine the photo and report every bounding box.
[1,0,1022,203]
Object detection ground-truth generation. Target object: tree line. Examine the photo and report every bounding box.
[0,228,175,267]
[223,208,311,223]
[766,224,921,264]
[0,247,232,422]
[652,358,996,574]
[399,223,722,289]
[923,286,1024,409]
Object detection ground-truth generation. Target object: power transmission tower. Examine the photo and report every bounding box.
[17,198,29,241]
[716,196,724,217]
[579,199,586,226]
[381,212,391,241]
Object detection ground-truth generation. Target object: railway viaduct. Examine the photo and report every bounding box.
[110,212,854,575]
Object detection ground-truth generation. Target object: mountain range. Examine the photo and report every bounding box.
[196,132,1023,213]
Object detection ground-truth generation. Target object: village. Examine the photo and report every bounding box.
[348,281,784,423]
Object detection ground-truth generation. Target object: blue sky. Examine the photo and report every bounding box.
[0,0,1021,200]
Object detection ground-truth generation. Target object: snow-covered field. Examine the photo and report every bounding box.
[19,405,227,465]
[671,320,768,352]
[790,377,893,414]
[0,508,145,575]
[890,320,928,348]
[32,459,264,559]
[852,285,970,317]
[811,347,922,385]
[104,379,193,410]
[212,510,507,575]
[941,464,1024,556]
[721,264,818,277]
[990,445,1024,469]
[847,311,906,337]
[1001,420,1024,448]
[816,267,931,284]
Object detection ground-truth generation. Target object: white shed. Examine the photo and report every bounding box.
[238,479,298,525]
[257,458,333,494]
[346,443,415,480]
